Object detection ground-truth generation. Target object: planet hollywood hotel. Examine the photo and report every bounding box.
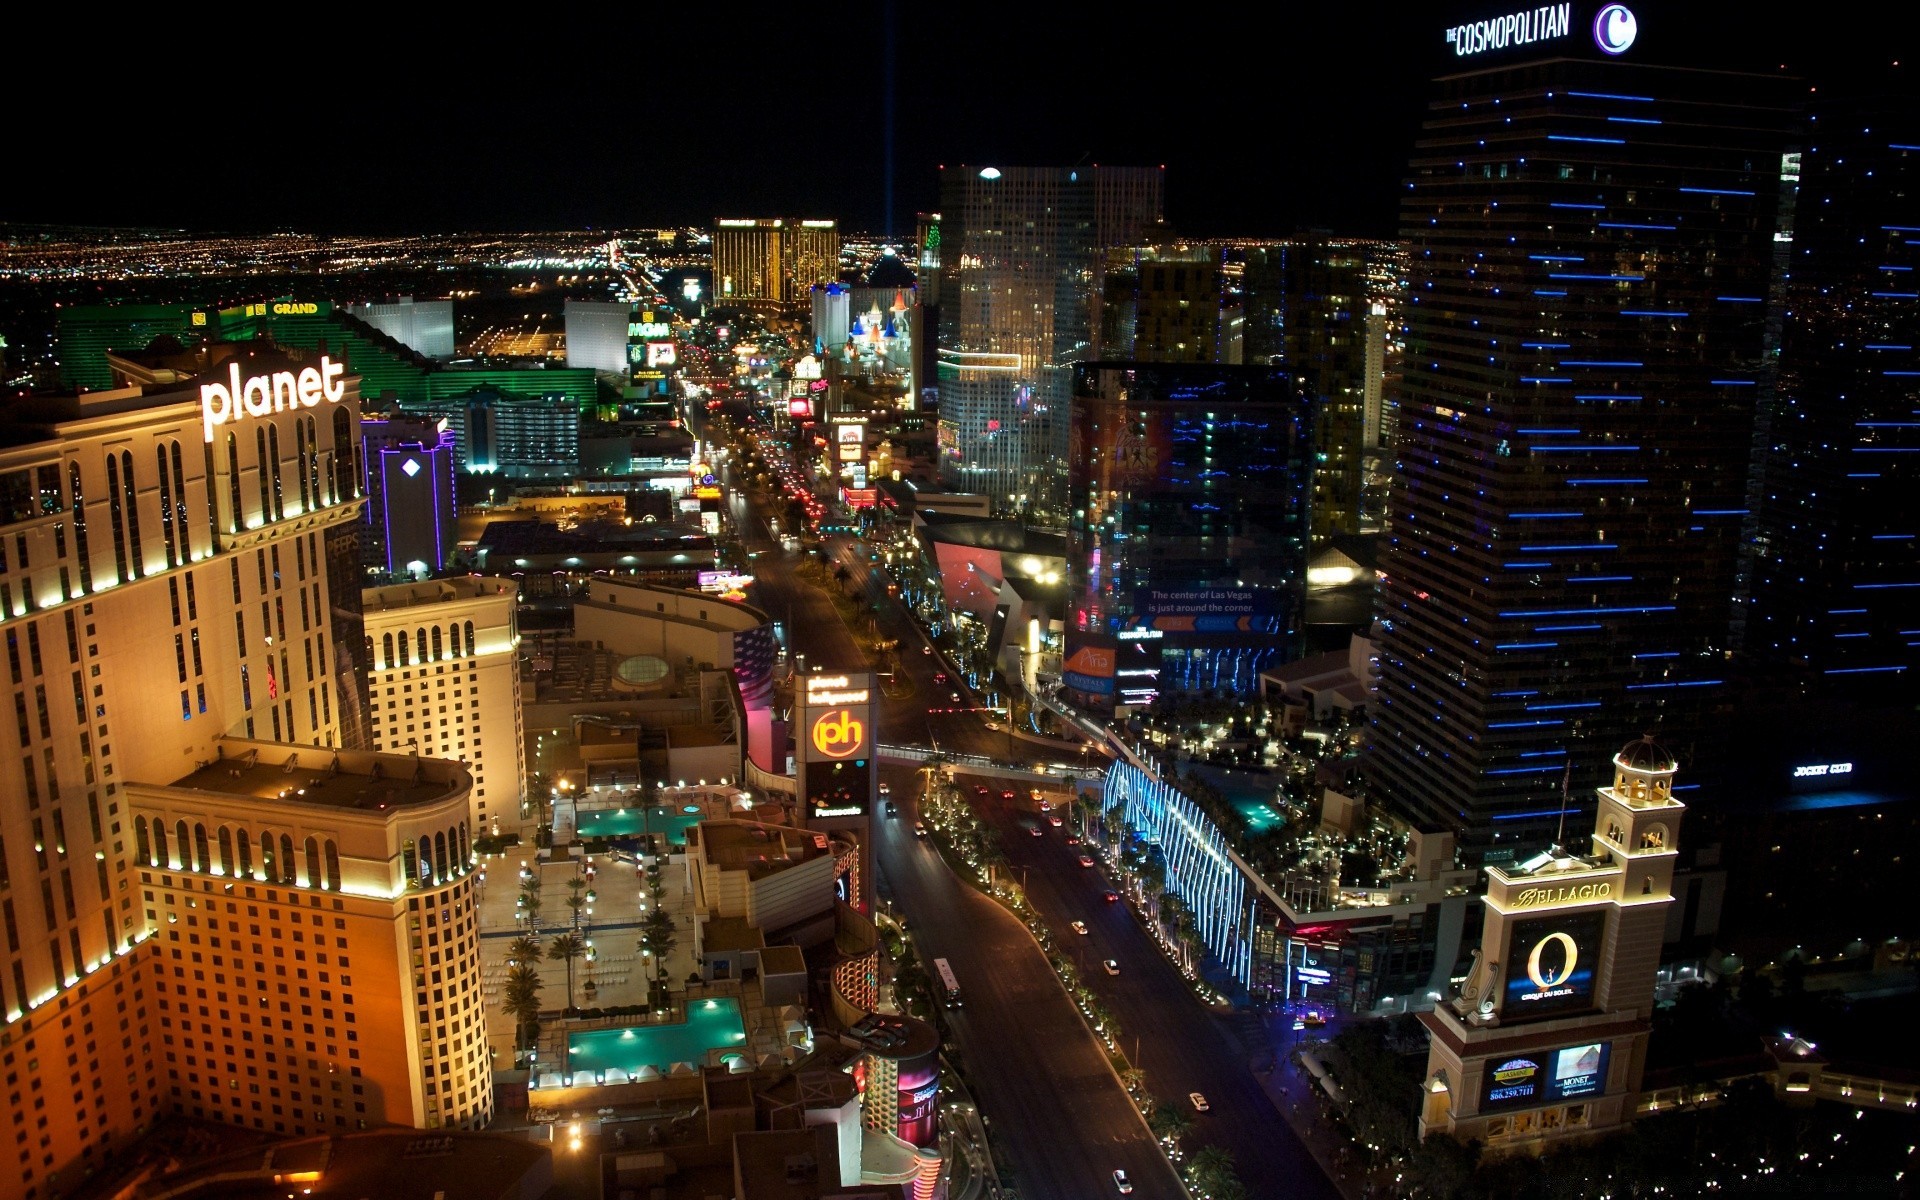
[0,344,488,1198]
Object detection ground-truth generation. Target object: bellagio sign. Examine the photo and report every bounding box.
[200,357,347,442]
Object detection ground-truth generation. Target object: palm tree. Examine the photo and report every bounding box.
[1189,1145,1237,1198]
[1120,1067,1147,1096]
[548,931,586,1010]
[507,934,544,967]
[501,963,544,1048]
[1148,1103,1192,1145]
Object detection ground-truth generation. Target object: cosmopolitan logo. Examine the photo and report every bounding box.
[1445,2,1571,56]
[200,358,346,442]
[1510,882,1611,909]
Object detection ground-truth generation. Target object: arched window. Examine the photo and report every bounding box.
[266,423,284,522]
[458,822,469,866]
[304,837,322,888]
[236,828,252,878]
[324,840,341,891]
[193,823,210,873]
[402,839,418,884]
[156,445,179,568]
[173,820,189,871]
[431,626,443,661]
[306,415,321,512]
[152,818,169,868]
[382,633,395,669]
[68,462,92,593]
[332,407,356,503]
[104,451,130,584]
[227,431,244,532]
[279,833,296,883]
[261,831,278,883]
[398,631,410,666]
[135,819,151,867]
[255,426,273,524]
[448,624,463,658]
[433,832,448,885]
[294,419,311,514]
[119,450,143,580]
[170,441,190,558]
[464,621,475,656]
[415,628,428,663]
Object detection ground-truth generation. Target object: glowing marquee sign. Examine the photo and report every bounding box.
[1792,761,1852,779]
[1444,2,1571,57]
[810,710,866,759]
[200,357,346,442]
[804,675,871,706]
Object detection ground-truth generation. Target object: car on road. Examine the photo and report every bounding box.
[933,672,947,683]
[1189,1092,1211,1113]
[1302,1010,1328,1027]
[878,782,891,796]
[1112,1169,1133,1194]
[1065,834,1081,845]
[1070,921,1088,936]
[1078,855,1096,867]
[1103,959,1120,975]
[922,645,933,655]
[976,786,990,795]
[951,692,962,703]
[1002,790,1017,800]
[1104,890,1120,902]
[1048,815,1063,827]
[914,822,928,838]
[1029,826,1044,837]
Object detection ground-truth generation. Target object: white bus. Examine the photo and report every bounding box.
[932,957,962,1008]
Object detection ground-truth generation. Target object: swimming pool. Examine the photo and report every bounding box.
[567,997,749,1076]
[574,804,709,846]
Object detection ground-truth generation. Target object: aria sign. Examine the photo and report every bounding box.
[200,357,346,442]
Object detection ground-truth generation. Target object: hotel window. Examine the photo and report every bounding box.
[67,463,92,593]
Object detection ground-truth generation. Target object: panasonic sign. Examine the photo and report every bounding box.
[1445,3,1572,56]
[200,357,347,442]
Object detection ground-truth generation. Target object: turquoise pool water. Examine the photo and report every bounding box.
[1187,766,1287,834]
[575,804,708,845]
[567,997,749,1075]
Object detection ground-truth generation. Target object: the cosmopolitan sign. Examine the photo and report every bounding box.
[1445,2,1572,56]
[200,357,346,442]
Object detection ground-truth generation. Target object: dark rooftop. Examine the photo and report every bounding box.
[168,742,463,811]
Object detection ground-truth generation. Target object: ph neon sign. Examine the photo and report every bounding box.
[810,710,866,759]
[200,357,346,442]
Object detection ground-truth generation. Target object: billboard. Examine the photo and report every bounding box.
[1062,633,1119,714]
[799,673,873,820]
[1480,1041,1612,1111]
[1138,586,1283,634]
[1502,910,1606,1020]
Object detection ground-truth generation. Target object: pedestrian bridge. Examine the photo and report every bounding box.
[876,743,1106,787]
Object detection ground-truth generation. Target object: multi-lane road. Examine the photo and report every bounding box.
[712,425,1337,1200]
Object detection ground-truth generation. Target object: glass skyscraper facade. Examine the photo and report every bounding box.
[1069,362,1311,699]
[1749,72,1920,693]
[1366,43,1798,861]
[936,166,1162,512]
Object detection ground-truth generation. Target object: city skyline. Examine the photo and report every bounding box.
[0,9,1887,239]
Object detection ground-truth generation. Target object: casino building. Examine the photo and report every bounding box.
[1419,737,1684,1154]
[0,343,481,1198]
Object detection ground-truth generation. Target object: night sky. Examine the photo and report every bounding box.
[0,7,1897,240]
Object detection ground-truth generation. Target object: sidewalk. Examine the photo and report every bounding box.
[1250,1045,1371,1200]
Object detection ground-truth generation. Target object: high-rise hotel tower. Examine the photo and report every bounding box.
[1366,5,1799,860]
[0,345,487,1197]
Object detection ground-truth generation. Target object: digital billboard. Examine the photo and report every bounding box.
[799,673,873,819]
[1139,586,1284,635]
[1480,1041,1611,1111]
[1502,910,1606,1020]
[1062,634,1119,713]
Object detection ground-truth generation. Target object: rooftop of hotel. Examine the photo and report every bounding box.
[362,575,518,610]
[164,741,466,812]
[690,821,831,880]
[129,1128,550,1200]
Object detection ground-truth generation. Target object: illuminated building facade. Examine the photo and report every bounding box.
[1104,249,1245,366]
[0,346,366,1196]
[1068,362,1312,701]
[711,219,840,311]
[563,300,633,376]
[360,578,525,832]
[794,672,873,913]
[935,165,1164,509]
[129,738,492,1135]
[1419,738,1684,1155]
[344,298,455,360]
[1244,237,1382,542]
[1366,18,1797,861]
[1748,70,1920,690]
[360,415,457,578]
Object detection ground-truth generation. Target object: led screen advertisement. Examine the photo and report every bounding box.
[798,673,873,820]
[1502,910,1606,1020]
[1480,1041,1611,1111]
